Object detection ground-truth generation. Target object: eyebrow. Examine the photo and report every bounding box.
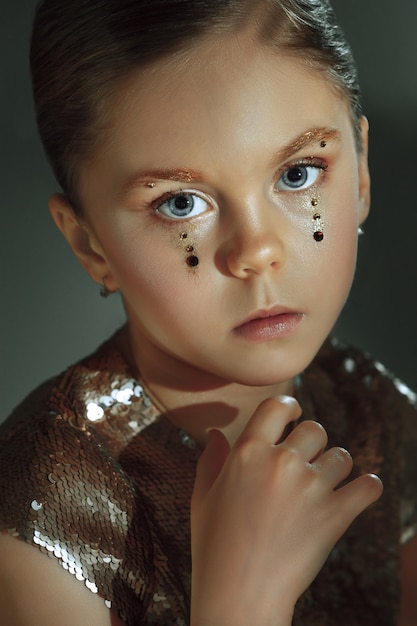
[120,127,340,195]
[121,168,203,196]
[269,127,341,167]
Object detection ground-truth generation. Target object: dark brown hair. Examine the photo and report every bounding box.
[31,0,362,212]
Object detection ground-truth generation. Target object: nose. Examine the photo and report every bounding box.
[220,201,286,278]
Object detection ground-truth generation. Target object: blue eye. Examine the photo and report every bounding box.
[155,192,210,219]
[276,163,323,191]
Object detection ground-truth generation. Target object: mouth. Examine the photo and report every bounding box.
[233,306,304,342]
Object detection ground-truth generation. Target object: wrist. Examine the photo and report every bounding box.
[190,592,294,626]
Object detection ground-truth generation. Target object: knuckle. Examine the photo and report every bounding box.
[276,445,304,471]
[233,436,259,463]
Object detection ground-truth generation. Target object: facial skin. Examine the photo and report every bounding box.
[51,31,370,445]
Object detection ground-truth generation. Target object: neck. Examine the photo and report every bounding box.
[116,325,294,447]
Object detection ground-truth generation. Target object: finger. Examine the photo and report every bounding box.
[236,396,302,446]
[281,420,327,462]
[313,446,353,488]
[331,473,383,529]
[193,429,230,501]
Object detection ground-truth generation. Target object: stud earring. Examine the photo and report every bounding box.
[311,198,324,242]
[180,232,199,267]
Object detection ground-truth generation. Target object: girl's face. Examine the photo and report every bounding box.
[67,34,370,389]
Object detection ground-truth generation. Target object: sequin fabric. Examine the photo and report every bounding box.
[0,332,416,625]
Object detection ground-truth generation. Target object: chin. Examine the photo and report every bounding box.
[225,363,305,388]
[228,344,323,387]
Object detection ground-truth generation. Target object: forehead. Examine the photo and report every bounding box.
[120,35,329,107]
[115,33,344,133]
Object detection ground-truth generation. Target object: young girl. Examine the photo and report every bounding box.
[1,0,416,624]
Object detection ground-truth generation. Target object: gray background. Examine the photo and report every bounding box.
[1,1,416,421]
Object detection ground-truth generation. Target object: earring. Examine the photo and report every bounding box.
[180,232,199,267]
[311,198,324,242]
[100,277,113,298]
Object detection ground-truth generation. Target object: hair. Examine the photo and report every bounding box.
[30,0,362,213]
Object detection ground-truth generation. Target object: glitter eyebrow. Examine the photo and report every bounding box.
[269,127,341,167]
[120,167,204,196]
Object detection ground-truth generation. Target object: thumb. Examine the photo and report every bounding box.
[193,429,230,500]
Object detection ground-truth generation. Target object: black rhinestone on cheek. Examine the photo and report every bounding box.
[314,231,324,242]
[186,255,199,267]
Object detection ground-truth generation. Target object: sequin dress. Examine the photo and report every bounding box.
[0,332,416,625]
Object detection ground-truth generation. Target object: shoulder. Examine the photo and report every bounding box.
[0,406,134,622]
[0,332,157,620]
[0,382,145,569]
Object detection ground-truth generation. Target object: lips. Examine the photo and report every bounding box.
[233,306,303,342]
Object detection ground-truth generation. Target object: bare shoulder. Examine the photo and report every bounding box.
[398,535,417,626]
[0,533,125,626]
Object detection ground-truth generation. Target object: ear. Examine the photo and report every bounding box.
[48,193,119,291]
[357,116,371,224]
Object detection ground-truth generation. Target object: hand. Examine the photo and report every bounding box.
[190,396,383,626]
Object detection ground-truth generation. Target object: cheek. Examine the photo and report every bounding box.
[328,179,361,247]
[103,223,203,311]
[320,187,360,294]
